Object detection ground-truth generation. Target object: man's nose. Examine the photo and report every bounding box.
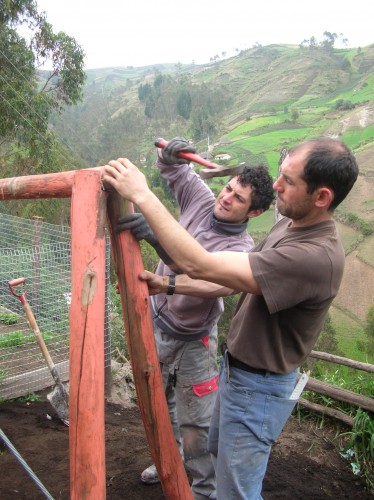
[222,192,234,202]
[273,178,282,191]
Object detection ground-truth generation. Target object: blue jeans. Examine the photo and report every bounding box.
[208,354,298,500]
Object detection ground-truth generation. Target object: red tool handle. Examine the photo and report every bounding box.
[8,277,27,304]
[155,138,221,170]
[9,277,57,370]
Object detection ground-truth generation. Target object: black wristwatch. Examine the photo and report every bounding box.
[166,274,176,295]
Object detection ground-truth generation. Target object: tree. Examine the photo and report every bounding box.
[314,313,341,355]
[190,108,216,141]
[0,0,86,172]
[320,31,338,52]
[303,313,342,375]
[291,108,299,121]
[138,83,152,101]
[176,89,192,119]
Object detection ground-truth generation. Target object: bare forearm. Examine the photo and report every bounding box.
[163,274,236,297]
[140,271,236,297]
[175,276,236,297]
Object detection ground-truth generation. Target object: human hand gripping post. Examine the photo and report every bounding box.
[103,157,151,205]
[103,157,207,275]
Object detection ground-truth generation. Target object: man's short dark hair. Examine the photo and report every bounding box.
[290,137,359,210]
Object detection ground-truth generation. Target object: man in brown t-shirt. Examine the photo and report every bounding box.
[104,136,359,499]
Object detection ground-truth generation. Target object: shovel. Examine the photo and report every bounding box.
[8,277,69,426]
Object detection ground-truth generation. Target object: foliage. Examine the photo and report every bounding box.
[191,107,217,141]
[303,314,343,377]
[341,409,374,489]
[0,312,18,325]
[338,212,374,237]
[0,331,32,348]
[217,294,240,352]
[0,0,86,172]
[297,366,374,490]
[366,304,374,356]
[0,330,55,348]
[300,31,348,52]
[176,88,192,119]
[335,99,355,110]
[11,391,41,403]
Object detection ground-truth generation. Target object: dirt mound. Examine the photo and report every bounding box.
[0,389,371,499]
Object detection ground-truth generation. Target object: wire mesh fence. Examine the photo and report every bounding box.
[0,213,111,400]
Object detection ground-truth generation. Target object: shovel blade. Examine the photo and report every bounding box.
[46,383,69,426]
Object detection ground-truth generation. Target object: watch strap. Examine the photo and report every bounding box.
[166,274,176,295]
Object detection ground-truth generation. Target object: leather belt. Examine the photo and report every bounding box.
[227,352,270,376]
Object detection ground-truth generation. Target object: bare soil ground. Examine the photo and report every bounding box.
[0,389,372,500]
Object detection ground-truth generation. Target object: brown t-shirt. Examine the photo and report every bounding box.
[227,217,345,373]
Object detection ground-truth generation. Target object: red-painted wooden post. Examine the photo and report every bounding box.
[0,168,193,498]
[107,194,193,499]
[69,170,107,499]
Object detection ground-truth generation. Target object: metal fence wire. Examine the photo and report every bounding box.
[0,213,111,400]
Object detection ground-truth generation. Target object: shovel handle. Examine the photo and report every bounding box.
[8,277,27,304]
[8,278,56,371]
[155,138,221,169]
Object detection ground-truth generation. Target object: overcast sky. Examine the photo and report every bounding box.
[36,0,373,69]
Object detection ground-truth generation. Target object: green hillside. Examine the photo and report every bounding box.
[50,43,374,361]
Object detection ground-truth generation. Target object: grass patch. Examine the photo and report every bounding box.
[0,330,56,349]
[342,124,374,149]
[329,306,369,362]
[335,222,362,253]
[10,392,41,403]
[0,312,18,325]
[0,331,33,348]
[248,209,276,233]
[358,234,374,267]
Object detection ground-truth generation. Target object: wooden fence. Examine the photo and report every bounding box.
[299,350,374,427]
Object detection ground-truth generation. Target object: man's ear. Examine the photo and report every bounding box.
[247,208,264,220]
[315,187,334,209]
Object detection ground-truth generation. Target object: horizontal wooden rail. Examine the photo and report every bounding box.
[0,167,104,199]
[305,377,374,412]
[299,353,374,427]
[298,398,354,427]
[310,350,374,373]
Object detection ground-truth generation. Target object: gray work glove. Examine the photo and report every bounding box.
[159,137,196,165]
[116,213,173,265]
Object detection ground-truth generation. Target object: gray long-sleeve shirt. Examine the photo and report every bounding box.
[151,159,254,340]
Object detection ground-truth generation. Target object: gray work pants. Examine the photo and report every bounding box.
[155,325,219,500]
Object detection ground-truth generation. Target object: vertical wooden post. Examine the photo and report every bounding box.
[69,170,107,499]
[107,193,193,499]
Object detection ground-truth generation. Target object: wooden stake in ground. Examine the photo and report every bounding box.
[107,192,193,499]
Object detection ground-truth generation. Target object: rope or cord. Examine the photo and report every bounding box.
[0,428,54,500]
